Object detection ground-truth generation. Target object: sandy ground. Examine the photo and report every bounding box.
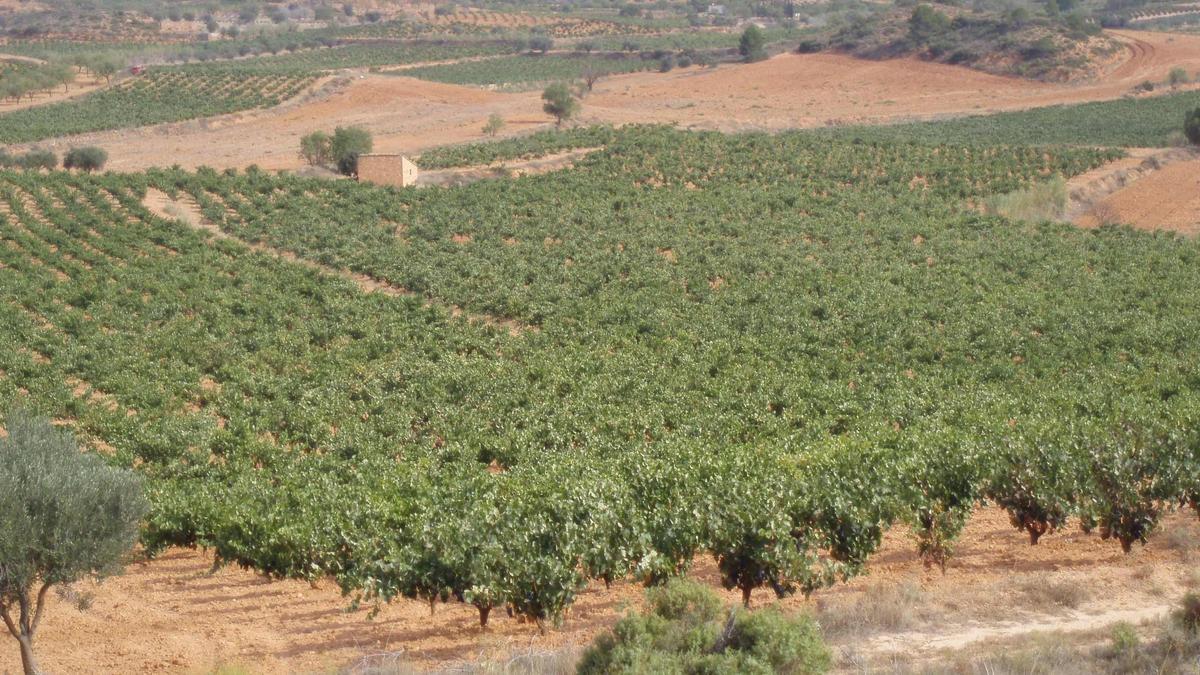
[1076,157,1200,235]
[17,29,1200,173]
[1,507,1194,674]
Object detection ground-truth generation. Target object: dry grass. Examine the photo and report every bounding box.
[1166,520,1200,563]
[815,582,927,641]
[1015,577,1092,612]
[350,647,582,675]
[984,176,1068,223]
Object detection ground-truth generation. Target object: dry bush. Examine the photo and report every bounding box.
[815,582,925,641]
[1016,577,1091,611]
[1166,522,1200,562]
[984,176,1068,222]
[1087,201,1122,227]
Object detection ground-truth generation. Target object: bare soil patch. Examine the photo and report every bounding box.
[1075,156,1200,235]
[418,147,603,187]
[27,30,1200,173]
[2,506,1193,673]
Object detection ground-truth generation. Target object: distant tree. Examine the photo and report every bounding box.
[238,6,259,23]
[482,113,505,137]
[1170,66,1190,87]
[581,63,604,91]
[908,4,950,43]
[542,82,579,127]
[0,410,147,675]
[529,35,554,54]
[331,126,373,176]
[19,150,57,171]
[91,57,119,85]
[63,146,108,172]
[300,131,333,166]
[739,25,767,62]
[1185,108,1200,145]
[314,6,335,22]
[204,15,219,32]
[343,3,354,16]
[364,10,383,23]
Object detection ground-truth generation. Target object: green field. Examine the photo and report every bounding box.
[3,125,1198,626]
[820,89,1200,147]
[0,67,314,144]
[397,52,658,87]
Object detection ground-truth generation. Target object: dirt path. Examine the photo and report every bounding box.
[1,506,1193,674]
[866,603,1171,655]
[417,146,603,186]
[142,188,532,335]
[0,52,46,65]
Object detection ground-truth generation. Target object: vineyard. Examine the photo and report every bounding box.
[212,39,529,74]
[2,126,1199,632]
[822,89,1200,148]
[0,67,315,143]
[397,53,658,87]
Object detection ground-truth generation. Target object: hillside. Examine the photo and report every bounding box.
[827,2,1126,81]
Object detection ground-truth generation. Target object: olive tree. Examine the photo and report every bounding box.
[739,25,767,63]
[542,83,579,128]
[482,113,505,138]
[62,146,108,173]
[0,410,147,675]
[1185,107,1200,145]
[331,126,373,176]
[299,130,332,166]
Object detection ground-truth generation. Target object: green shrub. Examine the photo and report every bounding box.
[1175,592,1200,634]
[577,579,830,675]
[1185,108,1200,145]
[1110,621,1140,656]
[739,25,767,63]
[299,131,332,166]
[1170,67,1190,87]
[62,146,108,172]
[331,126,372,176]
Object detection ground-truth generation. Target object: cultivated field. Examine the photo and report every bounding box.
[15,29,1200,173]
[4,5,1200,674]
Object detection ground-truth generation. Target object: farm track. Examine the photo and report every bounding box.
[141,188,533,336]
[417,146,604,186]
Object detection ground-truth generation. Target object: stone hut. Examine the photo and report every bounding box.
[357,154,419,188]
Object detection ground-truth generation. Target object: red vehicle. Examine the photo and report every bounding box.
[129,65,145,75]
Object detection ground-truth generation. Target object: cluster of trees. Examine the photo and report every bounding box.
[0,146,107,172]
[299,126,372,175]
[0,149,57,171]
[0,63,75,103]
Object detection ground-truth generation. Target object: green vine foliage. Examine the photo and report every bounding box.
[0,126,1197,628]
